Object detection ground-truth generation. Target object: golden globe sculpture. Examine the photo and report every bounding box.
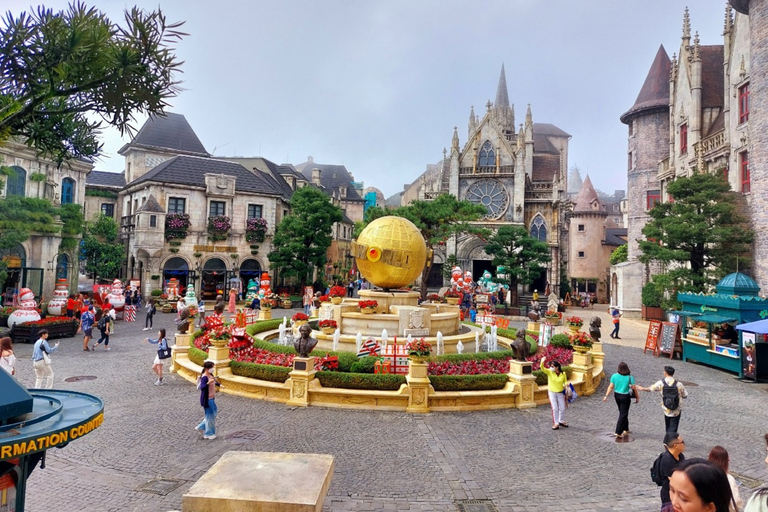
[351,216,428,289]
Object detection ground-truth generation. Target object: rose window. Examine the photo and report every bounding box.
[465,179,509,219]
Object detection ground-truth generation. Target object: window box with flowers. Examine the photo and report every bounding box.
[165,213,191,241]
[291,312,309,325]
[245,217,268,243]
[329,285,346,304]
[319,319,337,334]
[358,299,378,314]
[406,338,432,363]
[207,215,231,242]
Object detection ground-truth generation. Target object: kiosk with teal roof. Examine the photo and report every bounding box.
[677,272,768,377]
[0,371,104,511]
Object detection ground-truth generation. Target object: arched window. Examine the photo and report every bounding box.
[530,215,547,242]
[61,178,75,204]
[56,254,69,280]
[478,141,495,167]
[6,166,26,197]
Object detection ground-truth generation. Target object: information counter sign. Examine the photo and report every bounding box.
[644,320,662,355]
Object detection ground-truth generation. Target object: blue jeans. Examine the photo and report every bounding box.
[197,398,217,436]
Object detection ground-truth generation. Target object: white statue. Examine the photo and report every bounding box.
[456,341,464,354]
[332,329,340,351]
[436,331,444,355]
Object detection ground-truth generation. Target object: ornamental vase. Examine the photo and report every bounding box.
[210,337,229,349]
[360,307,374,315]
[294,320,308,327]
[331,297,343,305]
[321,327,336,335]
[567,324,581,335]
[573,345,590,354]
[409,354,429,364]
[446,297,459,305]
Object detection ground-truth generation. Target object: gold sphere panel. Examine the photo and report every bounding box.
[355,216,427,289]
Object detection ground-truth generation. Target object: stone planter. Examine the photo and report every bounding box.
[567,324,582,335]
[331,297,343,305]
[360,307,374,315]
[293,320,308,327]
[409,354,429,364]
[11,320,79,343]
[321,327,336,335]
[445,297,460,305]
[573,345,591,354]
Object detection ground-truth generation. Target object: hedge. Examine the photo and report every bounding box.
[429,374,509,392]
[230,360,291,383]
[189,346,208,367]
[349,356,378,374]
[316,371,406,391]
[245,318,284,336]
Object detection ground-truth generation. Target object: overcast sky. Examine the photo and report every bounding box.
[7,0,728,198]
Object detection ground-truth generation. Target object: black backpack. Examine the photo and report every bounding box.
[662,379,680,410]
[650,452,665,486]
[97,314,108,331]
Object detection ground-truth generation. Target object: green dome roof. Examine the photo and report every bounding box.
[716,272,760,296]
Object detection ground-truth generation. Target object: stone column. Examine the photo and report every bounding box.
[569,350,597,396]
[507,360,536,408]
[406,359,431,413]
[287,357,317,407]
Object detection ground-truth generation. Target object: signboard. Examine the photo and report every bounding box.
[539,322,554,347]
[743,331,756,380]
[657,322,681,359]
[644,320,662,355]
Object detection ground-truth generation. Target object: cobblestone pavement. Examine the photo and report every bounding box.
[12,306,768,512]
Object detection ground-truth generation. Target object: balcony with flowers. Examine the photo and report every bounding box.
[207,215,231,242]
[245,217,269,243]
[165,213,191,241]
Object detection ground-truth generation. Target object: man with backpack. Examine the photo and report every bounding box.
[650,432,686,510]
[638,365,689,433]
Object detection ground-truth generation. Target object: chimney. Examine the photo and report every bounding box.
[312,168,322,186]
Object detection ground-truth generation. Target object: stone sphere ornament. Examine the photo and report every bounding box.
[352,216,428,290]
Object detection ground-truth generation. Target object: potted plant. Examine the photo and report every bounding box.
[245,217,268,243]
[569,331,593,353]
[291,312,309,325]
[565,315,583,334]
[358,299,378,314]
[279,292,293,309]
[318,294,331,303]
[318,319,337,335]
[329,285,346,305]
[444,290,462,305]
[406,338,432,363]
[261,298,276,310]
[544,310,562,325]
[426,293,443,304]
[642,281,665,321]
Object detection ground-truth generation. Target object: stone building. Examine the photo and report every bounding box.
[616,6,754,314]
[568,176,626,303]
[0,140,92,299]
[405,65,571,294]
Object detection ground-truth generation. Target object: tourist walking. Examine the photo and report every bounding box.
[79,305,95,351]
[745,487,768,512]
[657,431,687,511]
[540,356,568,430]
[602,361,639,438]
[94,305,116,350]
[32,329,59,388]
[707,446,743,511]
[196,361,219,440]
[143,299,156,331]
[146,328,170,386]
[668,458,734,512]
[0,337,16,376]
[609,307,621,339]
[303,286,313,316]
[228,287,237,314]
[638,365,689,433]
[66,294,75,318]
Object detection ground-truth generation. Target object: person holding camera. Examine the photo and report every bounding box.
[540,356,569,430]
[195,360,221,440]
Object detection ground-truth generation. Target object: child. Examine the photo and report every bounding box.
[469,305,477,323]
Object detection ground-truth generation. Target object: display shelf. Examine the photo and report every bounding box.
[706,349,739,359]
[682,337,709,347]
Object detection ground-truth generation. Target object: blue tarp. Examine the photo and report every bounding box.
[735,319,768,334]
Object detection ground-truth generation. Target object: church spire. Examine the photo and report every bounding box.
[495,63,510,108]
[682,7,691,44]
[452,126,460,153]
[468,105,476,138]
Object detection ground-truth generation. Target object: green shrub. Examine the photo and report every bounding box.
[316,371,405,391]
[189,346,208,366]
[230,361,291,383]
[245,318,284,336]
[349,356,378,374]
[550,334,572,349]
[151,289,163,297]
[641,281,663,307]
[429,374,508,391]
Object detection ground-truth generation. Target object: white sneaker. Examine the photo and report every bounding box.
[142,328,149,331]
[203,435,216,440]
[195,426,204,432]
[106,347,111,351]
[158,379,164,385]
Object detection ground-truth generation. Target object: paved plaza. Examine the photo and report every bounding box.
[12,307,768,512]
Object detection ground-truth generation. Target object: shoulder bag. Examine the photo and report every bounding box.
[157,339,172,359]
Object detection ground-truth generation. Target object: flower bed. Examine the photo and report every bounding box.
[428,358,509,376]
[11,317,79,343]
[526,345,573,371]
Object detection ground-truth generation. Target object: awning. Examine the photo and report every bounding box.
[735,319,768,334]
[667,310,700,317]
[694,314,738,324]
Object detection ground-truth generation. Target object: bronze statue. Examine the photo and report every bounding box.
[527,299,541,322]
[294,323,318,357]
[511,329,531,361]
[589,316,602,342]
[177,305,191,333]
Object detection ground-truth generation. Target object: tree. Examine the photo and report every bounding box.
[359,194,488,299]
[81,214,123,282]
[268,187,343,290]
[484,225,551,306]
[0,3,185,164]
[609,244,628,266]
[639,172,753,303]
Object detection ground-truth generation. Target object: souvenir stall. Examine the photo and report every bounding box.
[734,319,768,382]
[677,273,768,377]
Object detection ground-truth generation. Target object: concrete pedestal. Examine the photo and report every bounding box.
[207,343,231,371]
[182,451,334,512]
[507,360,536,408]
[287,357,316,407]
[171,333,192,373]
[570,351,597,396]
[406,360,430,413]
[259,309,272,320]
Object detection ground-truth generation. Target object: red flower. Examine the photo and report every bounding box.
[318,319,337,329]
[291,312,309,322]
[358,300,378,309]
